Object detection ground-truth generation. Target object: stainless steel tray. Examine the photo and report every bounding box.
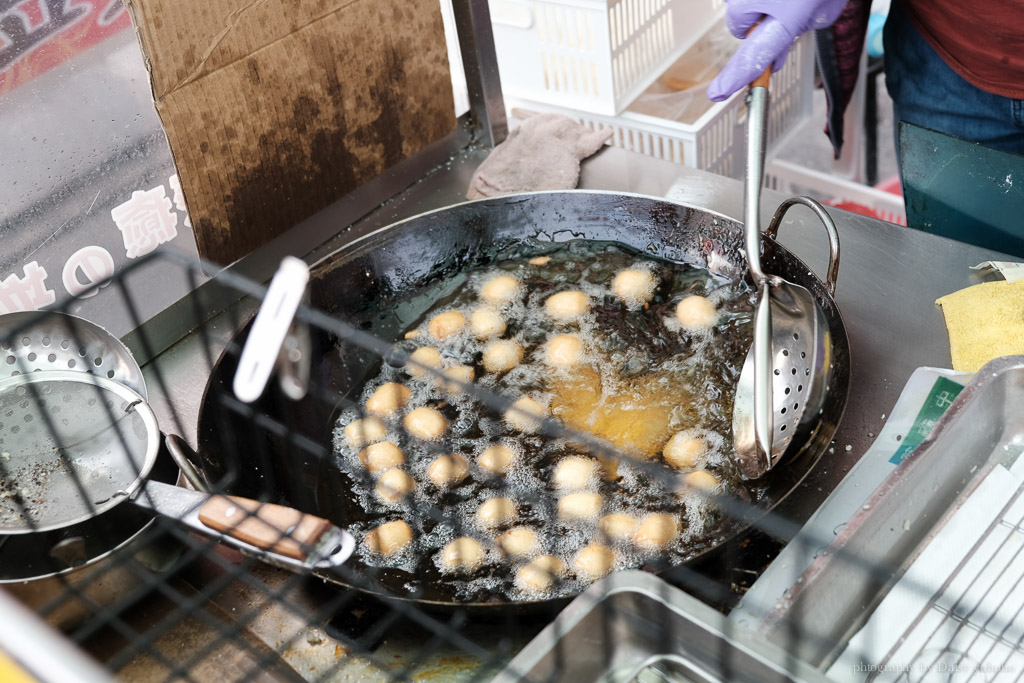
[494,571,829,683]
[758,355,1024,668]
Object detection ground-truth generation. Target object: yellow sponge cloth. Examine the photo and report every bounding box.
[936,279,1024,372]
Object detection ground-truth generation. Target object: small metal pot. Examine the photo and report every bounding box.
[0,311,187,630]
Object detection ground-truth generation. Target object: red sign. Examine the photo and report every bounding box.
[0,0,131,96]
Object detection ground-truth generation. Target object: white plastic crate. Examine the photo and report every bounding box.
[489,0,725,116]
[764,159,908,225]
[506,32,815,180]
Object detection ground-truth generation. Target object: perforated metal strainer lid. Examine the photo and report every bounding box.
[0,371,160,534]
[0,311,147,399]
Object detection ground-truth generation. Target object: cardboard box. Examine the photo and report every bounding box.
[125,0,457,264]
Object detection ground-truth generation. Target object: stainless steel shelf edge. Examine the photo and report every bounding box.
[760,355,1024,667]
[495,571,830,683]
[452,0,507,147]
[0,588,114,683]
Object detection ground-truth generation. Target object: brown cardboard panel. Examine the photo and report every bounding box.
[126,0,456,264]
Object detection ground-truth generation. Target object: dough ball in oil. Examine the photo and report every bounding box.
[365,382,411,416]
[574,544,615,582]
[406,347,442,379]
[440,364,475,394]
[662,433,707,469]
[358,441,405,473]
[469,308,506,339]
[374,468,415,503]
[505,396,547,433]
[440,536,486,573]
[344,416,387,449]
[427,453,469,487]
[598,513,638,542]
[481,274,522,304]
[544,291,590,321]
[612,269,657,307]
[365,520,413,556]
[515,555,566,593]
[427,311,466,339]
[634,513,679,550]
[545,334,583,367]
[478,444,515,474]
[482,340,523,373]
[681,470,721,492]
[558,492,603,521]
[553,456,599,490]
[476,497,517,528]
[675,296,718,330]
[496,527,540,559]
[403,406,448,441]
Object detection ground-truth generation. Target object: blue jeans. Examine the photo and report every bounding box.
[883,2,1024,156]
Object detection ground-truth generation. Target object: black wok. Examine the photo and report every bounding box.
[196,191,851,609]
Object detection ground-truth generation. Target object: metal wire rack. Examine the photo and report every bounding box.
[2,246,1024,683]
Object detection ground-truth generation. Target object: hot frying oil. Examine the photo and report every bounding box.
[331,240,756,601]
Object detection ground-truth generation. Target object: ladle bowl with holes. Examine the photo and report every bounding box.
[732,196,840,479]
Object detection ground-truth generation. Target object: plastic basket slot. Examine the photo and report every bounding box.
[612,54,620,98]
[618,0,629,45]
[610,1,621,50]
[549,5,564,47]
[612,5,674,99]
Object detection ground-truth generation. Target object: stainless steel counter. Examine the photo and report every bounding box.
[139,143,1012,680]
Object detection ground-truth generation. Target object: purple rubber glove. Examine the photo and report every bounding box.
[707,0,848,101]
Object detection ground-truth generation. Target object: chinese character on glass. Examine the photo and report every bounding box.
[168,173,192,228]
[110,185,179,258]
[0,261,56,314]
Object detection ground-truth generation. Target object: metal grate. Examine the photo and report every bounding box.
[2,245,1024,683]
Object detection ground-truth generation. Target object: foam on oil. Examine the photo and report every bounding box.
[331,240,755,601]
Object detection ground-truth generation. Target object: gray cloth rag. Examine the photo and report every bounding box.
[467,111,614,199]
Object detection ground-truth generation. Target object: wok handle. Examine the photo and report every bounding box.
[134,481,355,571]
[745,21,772,90]
[764,196,841,295]
[198,496,333,562]
[751,67,771,90]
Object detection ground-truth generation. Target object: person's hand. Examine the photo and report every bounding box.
[707,0,847,101]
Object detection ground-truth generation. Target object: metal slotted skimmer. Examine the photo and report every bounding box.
[733,63,842,480]
[733,198,841,479]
